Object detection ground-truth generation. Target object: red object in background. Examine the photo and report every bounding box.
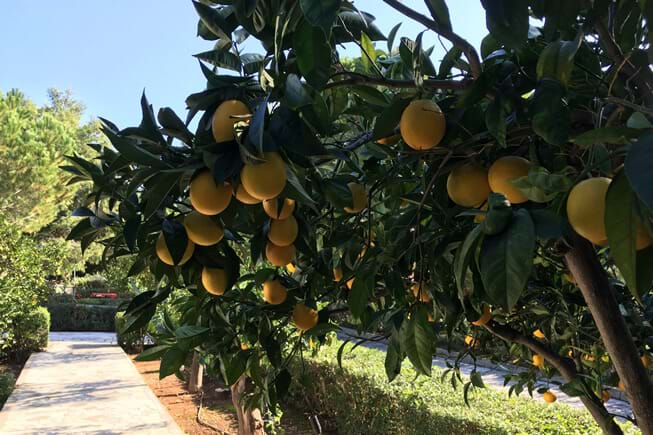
[89,292,118,299]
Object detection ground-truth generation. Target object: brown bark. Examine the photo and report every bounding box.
[484,322,622,435]
[188,351,203,394]
[565,234,653,434]
[231,375,265,435]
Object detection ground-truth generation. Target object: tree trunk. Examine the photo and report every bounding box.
[485,322,623,435]
[188,351,203,394]
[565,234,653,433]
[231,374,265,435]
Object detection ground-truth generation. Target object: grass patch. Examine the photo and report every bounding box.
[0,366,17,410]
[289,340,637,435]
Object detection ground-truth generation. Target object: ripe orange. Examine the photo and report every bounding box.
[464,335,479,347]
[474,202,488,224]
[265,242,296,267]
[376,134,400,146]
[201,267,228,295]
[446,163,491,207]
[471,305,492,326]
[234,183,262,204]
[566,177,611,245]
[399,99,446,150]
[618,380,625,391]
[263,279,288,305]
[411,283,431,303]
[344,182,366,214]
[267,215,298,246]
[601,390,611,402]
[533,354,545,368]
[642,354,651,368]
[240,343,249,351]
[240,152,287,200]
[543,391,557,403]
[346,278,355,290]
[286,263,297,273]
[189,171,232,215]
[263,197,295,220]
[293,303,319,331]
[212,100,251,143]
[636,225,653,250]
[183,211,224,246]
[488,156,531,204]
[156,233,194,266]
[533,329,546,339]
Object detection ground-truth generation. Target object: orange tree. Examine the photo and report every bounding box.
[65,1,653,433]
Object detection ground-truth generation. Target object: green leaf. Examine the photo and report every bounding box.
[351,86,389,107]
[385,333,403,382]
[536,39,581,87]
[241,53,265,75]
[162,219,189,265]
[194,48,241,73]
[284,74,312,109]
[485,96,510,147]
[175,325,210,340]
[360,31,376,72]
[481,0,529,49]
[348,271,375,319]
[143,172,181,219]
[479,209,535,309]
[480,193,512,235]
[135,345,170,362]
[559,378,590,398]
[637,246,653,293]
[103,129,170,169]
[401,305,436,376]
[605,171,640,297]
[627,112,653,129]
[625,130,653,210]
[530,79,570,146]
[571,127,641,147]
[387,23,401,52]
[221,352,249,385]
[512,166,573,203]
[299,0,341,36]
[470,371,485,388]
[193,1,236,41]
[372,97,410,140]
[294,21,332,89]
[160,347,187,379]
[158,107,194,143]
[424,0,452,30]
[454,226,483,295]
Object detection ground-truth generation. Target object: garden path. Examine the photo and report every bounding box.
[0,332,183,434]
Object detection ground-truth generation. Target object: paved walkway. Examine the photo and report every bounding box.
[0,332,183,434]
[337,328,634,420]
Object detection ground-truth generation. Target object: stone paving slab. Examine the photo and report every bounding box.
[0,332,183,434]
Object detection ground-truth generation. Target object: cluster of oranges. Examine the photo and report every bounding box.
[153,99,321,331]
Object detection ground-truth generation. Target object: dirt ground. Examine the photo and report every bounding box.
[131,358,321,434]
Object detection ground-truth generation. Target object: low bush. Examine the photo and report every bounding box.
[76,298,124,307]
[48,303,116,332]
[288,340,632,435]
[10,307,50,360]
[115,312,144,353]
[0,370,16,409]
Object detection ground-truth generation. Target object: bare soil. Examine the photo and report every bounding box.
[132,358,320,434]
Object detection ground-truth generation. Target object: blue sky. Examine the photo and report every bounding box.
[0,1,487,128]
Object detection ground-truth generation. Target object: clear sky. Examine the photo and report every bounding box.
[0,1,487,128]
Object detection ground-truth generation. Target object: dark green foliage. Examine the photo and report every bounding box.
[47,303,116,332]
[0,370,16,410]
[6,307,50,360]
[115,312,145,354]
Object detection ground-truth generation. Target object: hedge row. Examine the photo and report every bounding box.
[288,340,633,435]
[47,303,116,332]
[2,307,50,361]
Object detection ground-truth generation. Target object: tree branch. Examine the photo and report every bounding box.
[381,0,482,79]
[484,321,623,435]
[325,73,468,90]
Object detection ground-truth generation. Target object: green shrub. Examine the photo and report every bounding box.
[10,307,50,359]
[76,298,124,306]
[48,302,116,331]
[0,370,16,409]
[115,312,144,354]
[289,340,634,435]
